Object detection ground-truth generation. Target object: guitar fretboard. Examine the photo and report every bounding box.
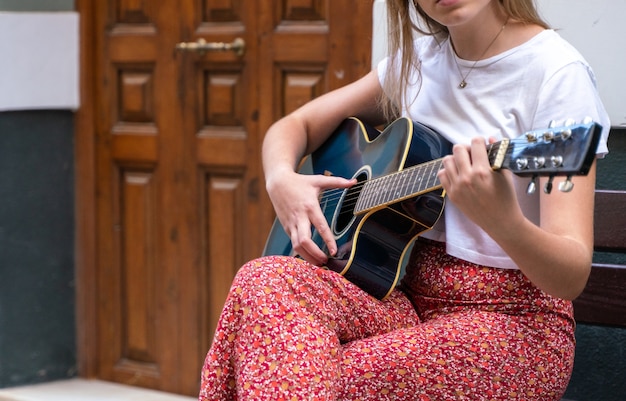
[354,158,444,214]
[352,140,511,215]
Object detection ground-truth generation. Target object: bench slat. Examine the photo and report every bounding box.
[573,189,626,327]
[593,190,626,253]
[573,263,626,326]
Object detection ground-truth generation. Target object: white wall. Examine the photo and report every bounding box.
[372,0,389,69]
[372,0,624,127]
[0,12,79,111]
[537,1,623,127]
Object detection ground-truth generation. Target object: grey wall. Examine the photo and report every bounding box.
[0,0,73,11]
[0,110,76,386]
[0,0,77,389]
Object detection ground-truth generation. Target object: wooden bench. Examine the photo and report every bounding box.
[562,189,626,400]
[573,189,626,326]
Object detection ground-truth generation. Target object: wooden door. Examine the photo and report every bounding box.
[76,0,372,396]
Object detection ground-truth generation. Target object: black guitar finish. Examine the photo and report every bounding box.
[264,117,452,299]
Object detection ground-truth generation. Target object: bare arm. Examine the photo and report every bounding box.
[262,70,386,265]
[497,166,596,300]
[439,137,596,300]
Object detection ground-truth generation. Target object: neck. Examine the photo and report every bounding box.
[449,15,509,60]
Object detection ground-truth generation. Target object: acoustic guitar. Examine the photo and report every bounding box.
[263,117,602,300]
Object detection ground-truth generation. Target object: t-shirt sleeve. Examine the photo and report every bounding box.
[533,61,610,157]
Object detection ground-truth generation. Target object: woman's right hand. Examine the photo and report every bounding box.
[261,69,384,265]
[266,168,356,266]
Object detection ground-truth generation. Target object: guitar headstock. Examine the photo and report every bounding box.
[489,118,603,194]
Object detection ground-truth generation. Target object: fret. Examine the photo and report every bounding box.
[424,161,436,190]
[356,175,382,212]
[406,160,437,196]
[357,180,374,212]
[379,176,389,202]
[405,165,419,195]
[355,159,442,214]
[397,167,410,200]
[388,169,411,203]
[427,160,442,188]
[389,171,405,203]
[373,174,387,207]
[413,164,427,193]
[381,174,395,205]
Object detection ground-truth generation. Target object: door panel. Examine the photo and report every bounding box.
[94,0,182,391]
[81,0,373,396]
[180,1,260,382]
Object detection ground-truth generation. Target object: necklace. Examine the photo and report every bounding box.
[453,17,509,89]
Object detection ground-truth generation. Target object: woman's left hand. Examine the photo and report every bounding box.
[437,136,524,235]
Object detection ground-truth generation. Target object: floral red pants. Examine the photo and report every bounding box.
[199,240,575,400]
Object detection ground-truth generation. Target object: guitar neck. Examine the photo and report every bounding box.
[354,158,444,214]
[354,139,510,215]
[352,117,601,216]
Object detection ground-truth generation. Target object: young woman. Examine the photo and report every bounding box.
[199,0,610,400]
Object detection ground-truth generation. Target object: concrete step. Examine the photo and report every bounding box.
[0,379,196,401]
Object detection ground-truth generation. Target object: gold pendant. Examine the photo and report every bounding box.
[459,80,467,89]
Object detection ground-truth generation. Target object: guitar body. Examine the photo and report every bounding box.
[263,117,453,299]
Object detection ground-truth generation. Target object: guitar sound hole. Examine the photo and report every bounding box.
[333,171,368,235]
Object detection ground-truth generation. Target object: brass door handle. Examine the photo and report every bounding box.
[175,37,245,57]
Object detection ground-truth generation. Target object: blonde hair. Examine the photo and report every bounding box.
[380,0,550,121]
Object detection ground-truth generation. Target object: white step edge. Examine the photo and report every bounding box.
[0,378,197,401]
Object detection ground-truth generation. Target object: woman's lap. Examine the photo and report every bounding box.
[338,308,573,400]
[200,249,574,401]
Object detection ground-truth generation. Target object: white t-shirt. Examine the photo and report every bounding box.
[377,29,610,269]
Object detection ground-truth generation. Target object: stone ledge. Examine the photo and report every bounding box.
[0,378,196,401]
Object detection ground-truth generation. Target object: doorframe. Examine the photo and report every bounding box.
[74,0,98,378]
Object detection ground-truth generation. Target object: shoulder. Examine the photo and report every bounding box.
[521,30,593,76]
[525,32,610,150]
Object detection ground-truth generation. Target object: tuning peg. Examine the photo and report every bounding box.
[551,155,564,168]
[516,158,529,170]
[527,176,538,195]
[582,116,593,125]
[559,176,575,193]
[564,118,576,127]
[542,131,555,142]
[533,156,546,169]
[558,128,572,140]
[544,176,555,194]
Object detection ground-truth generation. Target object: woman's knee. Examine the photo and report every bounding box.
[232,255,314,290]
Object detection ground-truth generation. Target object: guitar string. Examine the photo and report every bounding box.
[318,147,477,211]
[306,126,590,238]
[315,141,505,211]
[320,158,444,210]
[310,132,570,222]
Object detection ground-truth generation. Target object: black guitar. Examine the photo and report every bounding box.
[263,117,602,300]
